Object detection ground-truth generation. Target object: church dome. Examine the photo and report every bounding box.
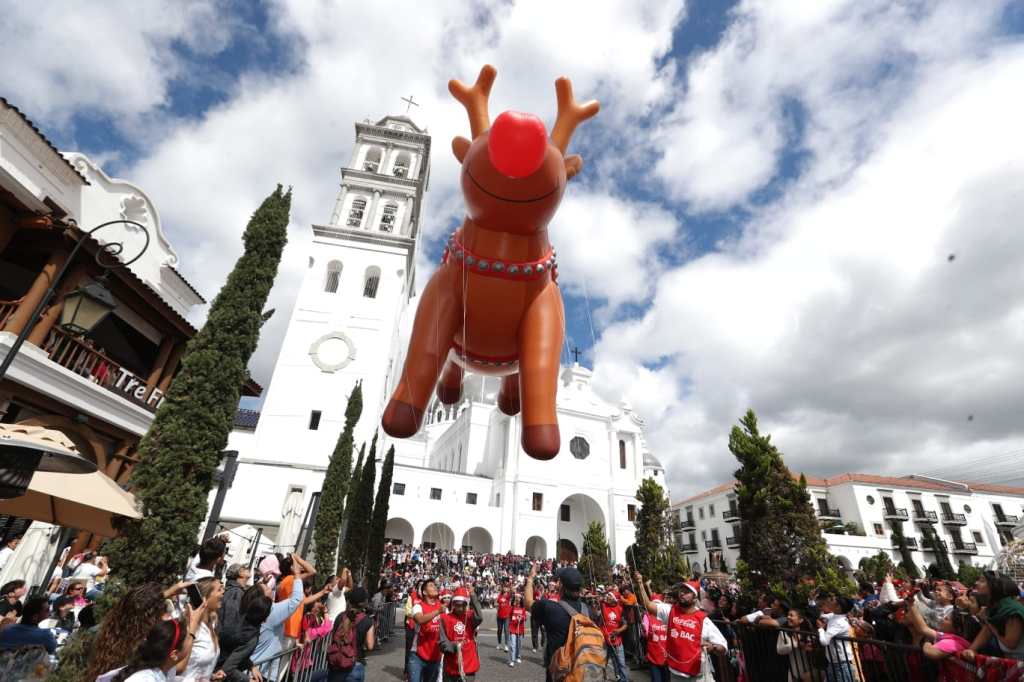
[643,451,664,470]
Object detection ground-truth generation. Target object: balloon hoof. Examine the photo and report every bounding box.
[497,391,521,416]
[522,424,559,460]
[382,399,423,438]
[436,383,463,405]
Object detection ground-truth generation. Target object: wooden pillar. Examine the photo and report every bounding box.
[155,343,185,395]
[105,441,132,480]
[26,264,90,346]
[144,335,175,399]
[69,531,93,557]
[3,249,69,335]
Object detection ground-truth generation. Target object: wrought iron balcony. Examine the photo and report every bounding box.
[723,505,740,522]
[892,537,918,550]
[925,540,949,553]
[705,538,722,549]
[679,515,696,531]
[913,510,938,524]
[817,507,842,520]
[680,542,698,554]
[941,512,967,526]
[726,536,739,548]
[884,507,909,521]
[995,514,1019,527]
[950,541,978,555]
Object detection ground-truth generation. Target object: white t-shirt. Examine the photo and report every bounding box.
[179,622,218,682]
[326,586,348,621]
[0,546,14,571]
[96,667,176,682]
[654,602,727,678]
[184,565,214,582]
[72,562,103,589]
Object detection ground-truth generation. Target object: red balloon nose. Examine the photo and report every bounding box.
[488,111,548,178]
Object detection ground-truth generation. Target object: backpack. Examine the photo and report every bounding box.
[327,612,366,670]
[548,601,608,682]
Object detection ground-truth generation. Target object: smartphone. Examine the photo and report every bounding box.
[186,584,203,609]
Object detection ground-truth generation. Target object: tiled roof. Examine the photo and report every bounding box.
[234,409,261,430]
[0,97,89,184]
[673,473,1024,506]
[168,265,207,304]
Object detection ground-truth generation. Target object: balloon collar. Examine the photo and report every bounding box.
[442,231,557,282]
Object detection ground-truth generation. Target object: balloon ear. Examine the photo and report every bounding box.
[452,136,471,164]
[565,154,584,180]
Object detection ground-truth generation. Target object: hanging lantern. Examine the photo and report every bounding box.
[59,280,117,335]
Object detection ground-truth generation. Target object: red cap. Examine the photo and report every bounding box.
[452,587,470,603]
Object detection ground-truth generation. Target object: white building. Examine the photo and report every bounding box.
[215,114,666,565]
[672,473,1024,575]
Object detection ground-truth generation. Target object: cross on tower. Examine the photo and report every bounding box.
[401,95,420,114]
[570,346,582,364]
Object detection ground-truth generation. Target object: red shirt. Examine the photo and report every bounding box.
[646,618,668,665]
[601,603,624,646]
[440,611,480,676]
[665,606,706,676]
[509,606,527,635]
[414,599,444,662]
[497,593,512,619]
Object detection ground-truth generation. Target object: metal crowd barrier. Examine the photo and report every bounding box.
[372,600,399,644]
[252,646,298,682]
[718,621,1024,682]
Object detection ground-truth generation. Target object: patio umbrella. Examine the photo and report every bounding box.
[0,468,140,537]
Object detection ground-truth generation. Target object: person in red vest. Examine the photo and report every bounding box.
[634,571,727,679]
[598,590,630,682]
[409,578,444,682]
[496,584,513,652]
[439,586,483,681]
[642,591,670,682]
[403,581,425,682]
[508,592,527,666]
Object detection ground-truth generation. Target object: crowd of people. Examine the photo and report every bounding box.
[0,533,1021,681]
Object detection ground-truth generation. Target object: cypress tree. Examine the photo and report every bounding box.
[731,409,849,596]
[921,524,956,579]
[363,445,395,586]
[341,432,377,582]
[578,520,612,586]
[313,383,362,575]
[105,186,290,587]
[889,521,921,579]
[631,478,669,581]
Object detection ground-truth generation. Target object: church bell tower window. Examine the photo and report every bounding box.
[380,203,398,232]
[347,198,366,228]
[324,260,342,293]
[363,266,381,298]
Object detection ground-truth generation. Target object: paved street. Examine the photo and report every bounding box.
[366,608,653,681]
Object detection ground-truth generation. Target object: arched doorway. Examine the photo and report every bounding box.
[421,522,455,550]
[557,493,605,563]
[461,527,493,553]
[385,518,414,545]
[557,539,579,563]
[525,536,547,559]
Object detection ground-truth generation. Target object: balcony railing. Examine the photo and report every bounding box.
[726,536,739,548]
[42,327,160,412]
[723,506,740,522]
[925,540,949,553]
[0,299,21,328]
[912,509,938,524]
[705,539,722,549]
[941,512,967,526]
[679,515,696,531]
[680,542,698,554]
[950,541,978,555]
[995,514,1019,527]
[884,507,909,521]
[817,507,842,520]
[892,537,918,550]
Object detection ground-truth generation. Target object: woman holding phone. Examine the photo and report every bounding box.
[179,577,225,681]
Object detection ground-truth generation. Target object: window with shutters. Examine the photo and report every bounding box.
[393,483,405,495]
[466,493,477,505]
[308,410,321,430]
[560,504,571,522]
[430,488,442,500]
[532,493,543,511]
[380,203,398,232]
[619,440,627,469]
[324,261,342,293]
[627,504,637,522]
[346,197,367,228]
[363,266,381,298]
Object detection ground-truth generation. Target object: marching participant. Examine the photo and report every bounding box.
[634,571,727,680]
[409,578,444,682]
[439,586,483,681]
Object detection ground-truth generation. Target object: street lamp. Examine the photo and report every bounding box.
[58,279,118,335]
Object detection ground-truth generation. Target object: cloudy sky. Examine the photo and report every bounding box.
[4,0,1023,498]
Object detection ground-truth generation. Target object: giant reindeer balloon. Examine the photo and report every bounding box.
[381,64,599,460]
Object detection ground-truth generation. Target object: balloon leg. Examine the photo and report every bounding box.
[517,282,563,460]
[436,359,464,405]
[498,373,521,416]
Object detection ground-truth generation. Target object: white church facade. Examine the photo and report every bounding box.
[213,114,666,566]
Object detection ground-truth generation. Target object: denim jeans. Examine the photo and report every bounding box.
[648,663,670,682]
[826,661,855,682]
[327,661,364,682]
[408,652,440,682]
[497,618,508,645]
[508,633,521,663]
[607,643,629,682]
